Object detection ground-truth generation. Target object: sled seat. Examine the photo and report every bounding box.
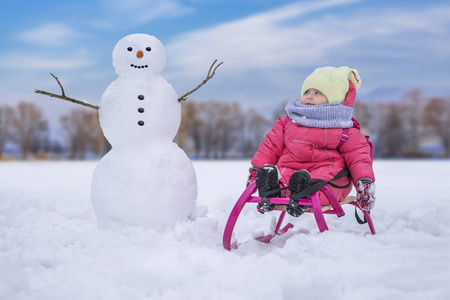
[223,182,375,250]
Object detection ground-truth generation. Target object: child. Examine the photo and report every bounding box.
[248,66,375,217]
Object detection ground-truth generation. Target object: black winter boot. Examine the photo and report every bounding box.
[287,170,311,217]
[255,165,280,212]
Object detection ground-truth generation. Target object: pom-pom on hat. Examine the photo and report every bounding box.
[301,66,362,104]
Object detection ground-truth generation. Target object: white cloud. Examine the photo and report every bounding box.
[16,23,81,46]
[165,0,362,75]
[165,1,450,79]
[90,0,194,29]
[0,53,93,70]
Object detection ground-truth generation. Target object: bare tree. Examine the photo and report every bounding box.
[84,110,110,156]
[424,97,450,157]
[179,100,271,159]
[353,101,371,133]
[214,102,244,158]
[0,105,14,158]
[61,110,85,159]
[198,101,221,159]
[401,89,425,156]
[60,108,109,159]
[179,101,204,158]
[11,102,48,159]
[241,108,270,158]
[373,103,408,157]
[272,100,289,123]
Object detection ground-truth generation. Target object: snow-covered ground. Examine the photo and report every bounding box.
[1,160,450,300]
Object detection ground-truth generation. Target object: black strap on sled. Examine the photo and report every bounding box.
[355,208,370,224]
[291,168,350,201]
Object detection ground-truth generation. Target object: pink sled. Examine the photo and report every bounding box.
[223,182,375,250]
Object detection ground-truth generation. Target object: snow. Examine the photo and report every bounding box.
[1,160,450,299]
[92,144,197,229]
[113,34,166,78]
[100,34,180,147]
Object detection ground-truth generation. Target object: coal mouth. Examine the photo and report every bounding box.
[131,64,148,69]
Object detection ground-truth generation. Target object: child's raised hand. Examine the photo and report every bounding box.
[356,179,376,211]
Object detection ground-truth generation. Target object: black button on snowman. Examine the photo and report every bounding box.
[133,47,147,127]
[91,33,198,229]
[137,94,145,126]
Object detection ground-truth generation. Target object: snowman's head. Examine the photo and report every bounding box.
[112,34,166,77]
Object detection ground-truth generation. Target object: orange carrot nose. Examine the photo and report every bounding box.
[136,50,144,58]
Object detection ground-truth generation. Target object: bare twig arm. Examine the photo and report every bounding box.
[178,59,223,103]
[36,59,222,107]
[34,89,100,110]
[34,73,100,110]
[50,73,66,97]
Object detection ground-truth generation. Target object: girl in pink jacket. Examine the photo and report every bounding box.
[249,66,375,217]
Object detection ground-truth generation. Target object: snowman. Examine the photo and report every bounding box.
[90,33,197,229]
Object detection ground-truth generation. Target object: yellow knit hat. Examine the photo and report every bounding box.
[301,66,362,104]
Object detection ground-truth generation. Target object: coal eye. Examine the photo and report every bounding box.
[146,47,151,51]
[127,47,133,51]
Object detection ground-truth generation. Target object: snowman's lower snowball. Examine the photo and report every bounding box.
[91,142,197,229]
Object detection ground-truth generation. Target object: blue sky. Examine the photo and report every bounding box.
[1,0,449,127]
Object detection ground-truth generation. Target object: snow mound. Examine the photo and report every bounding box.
[1,160,450,299]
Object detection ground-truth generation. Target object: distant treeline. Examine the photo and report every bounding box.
[0,90,449,160]
[353,90,450,158]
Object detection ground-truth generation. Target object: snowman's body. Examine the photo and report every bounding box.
[91,34,197,229]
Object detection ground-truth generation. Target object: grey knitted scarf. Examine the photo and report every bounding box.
[285,99,353,128]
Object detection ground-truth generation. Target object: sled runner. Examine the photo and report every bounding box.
[223,181,375,250]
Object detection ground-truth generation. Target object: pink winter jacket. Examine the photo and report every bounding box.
[251,115,375,186]
[251,81,375,188]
